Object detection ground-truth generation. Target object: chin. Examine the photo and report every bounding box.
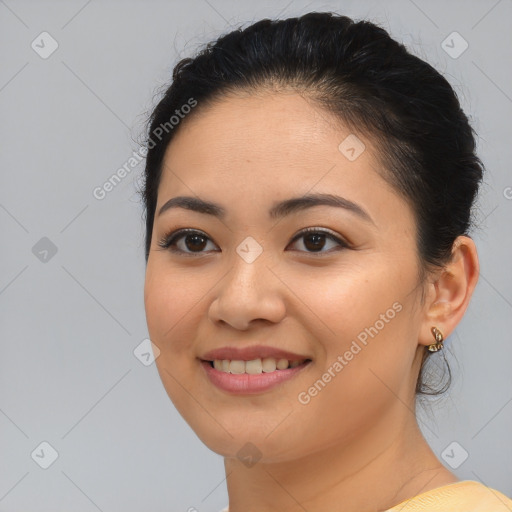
[187,415,301,463]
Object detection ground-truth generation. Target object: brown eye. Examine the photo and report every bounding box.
[157,229,218,255]
[182,233,208,252]
[287,228,348,254]
[158,227,348,257]
[303,232,327,251]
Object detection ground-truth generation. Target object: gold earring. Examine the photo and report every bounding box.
[427,326,444,352]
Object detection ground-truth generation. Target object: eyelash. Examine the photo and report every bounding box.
[156,227,350,257]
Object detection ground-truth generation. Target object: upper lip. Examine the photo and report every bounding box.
[200,345,311,362]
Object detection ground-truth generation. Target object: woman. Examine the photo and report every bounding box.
[140,12,512,511]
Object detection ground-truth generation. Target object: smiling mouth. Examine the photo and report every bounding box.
[202,357,312,374]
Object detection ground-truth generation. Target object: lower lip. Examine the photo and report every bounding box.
[200,360,311,394]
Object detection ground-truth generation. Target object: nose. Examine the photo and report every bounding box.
[208,252,286,330]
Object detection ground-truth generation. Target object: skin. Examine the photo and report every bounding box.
[144,89,479,512]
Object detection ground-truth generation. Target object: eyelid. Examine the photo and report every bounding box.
[289,226,349,247]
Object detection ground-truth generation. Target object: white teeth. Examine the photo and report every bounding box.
[245,359,263,374]
[211,357,307,374]
[229,360,246,374]
[276,358,289,370]
[261,357,277,373]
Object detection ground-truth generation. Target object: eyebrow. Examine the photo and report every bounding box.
[157,193,375,225]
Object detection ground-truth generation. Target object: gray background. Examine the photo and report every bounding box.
[1,0,511,510]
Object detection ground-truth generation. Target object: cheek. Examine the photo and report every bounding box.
[144,265,208,421]
[144,263,201,353]
[290,259,407,347]
[292,260,417,396]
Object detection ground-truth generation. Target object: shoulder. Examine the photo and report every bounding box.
[220,482,512,512]
[386,480,512,512]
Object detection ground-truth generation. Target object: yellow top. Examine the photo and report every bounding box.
[384,480,512,511]
[219,480,512,511]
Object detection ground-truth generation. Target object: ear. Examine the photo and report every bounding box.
[418,235,480,348]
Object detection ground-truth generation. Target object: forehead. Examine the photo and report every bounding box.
[161,92,378,184]
[155,91,411,230]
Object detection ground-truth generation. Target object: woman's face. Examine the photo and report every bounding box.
[144,90,429,461]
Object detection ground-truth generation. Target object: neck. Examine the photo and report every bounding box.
[223,405,456,512]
